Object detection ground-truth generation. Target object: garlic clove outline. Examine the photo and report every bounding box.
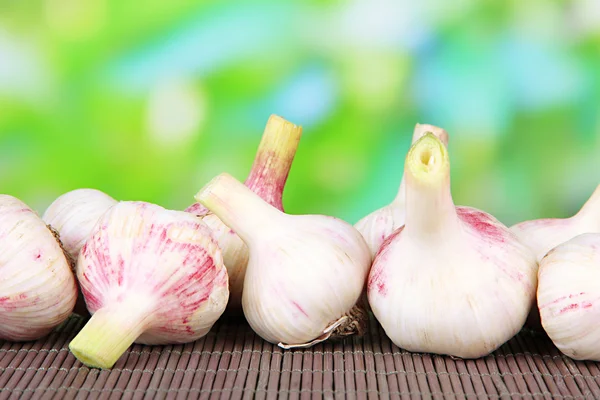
[68,201,229,369]
[537,233,600,361]
[195,173,371,348]
[355,123,449,258]
[187,115,302,312]
[0,195,77,341]
[367,133,538,359]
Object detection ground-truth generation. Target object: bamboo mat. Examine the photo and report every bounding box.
[1,315,599,399]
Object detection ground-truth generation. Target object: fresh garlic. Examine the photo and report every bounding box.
[367,133,538,359]
[43,189,118,317]
[187,115,302,312]
[68,201,229,369]
[355,123,449,257]
[43,188,117,262]
[0,195,77,341]
[195,173,371,348]
[510,184,600,262]
[537,233,600,361]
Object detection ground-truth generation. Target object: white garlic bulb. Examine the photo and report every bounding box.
[0,195,77,341]
[196,173,371,348]
[510,184,600,262]
[187,115,302,312]
[69,201,229,369]
[43,188,117,262]
[537,233,600,361]
[355,123,449,258]
[367,133,538,359]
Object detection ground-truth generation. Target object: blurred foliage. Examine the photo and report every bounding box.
[0,0,599,226]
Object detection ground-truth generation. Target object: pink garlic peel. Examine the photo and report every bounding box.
[187,115,303,313]
[43,188,118,317]
[367,133,538,359]
[0,195,77,341]
[355,123,449,258]
[510,184,600,263]
[195,173,371,348]
[537,233,600,361]
[69,201,229,369]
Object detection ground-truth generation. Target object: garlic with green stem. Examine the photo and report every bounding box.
[68,201,228,369]
[195,173,371,348]
[510,184,600,262]
[0,195,77,341]
[355,123,449,257]
[187,115,302,312]
[367,133,538,358]
[537,233,600,361]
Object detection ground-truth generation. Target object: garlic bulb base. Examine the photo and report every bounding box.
[69,304,152,369]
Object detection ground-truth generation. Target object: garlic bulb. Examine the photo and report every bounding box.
[69,201,229,369]
[187,115,302,312]
[367,133,538,359]
[537,233,600,361]
[511,184,600,262]
[0,195,77,341]
[43,188,117,261]
[196,173,371,348]
[355,123,449,257]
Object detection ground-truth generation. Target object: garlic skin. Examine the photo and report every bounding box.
[187,115,302,311]
[511,185,600,262]
[367,133,538,359]
[43,188,117,262]
[0,195,77,341]
[355,123,449,257]
[196,173,371,348]
[537,233,600,361]
[69,201,228,369]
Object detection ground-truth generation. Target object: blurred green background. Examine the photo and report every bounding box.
[0,0,599,226]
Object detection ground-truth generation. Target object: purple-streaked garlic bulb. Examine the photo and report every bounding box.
[68,201,228,369]
[367,133,538,359]
[537,233,600,361]
[43,188,118,316]
[196,173,371,349]
[0,195,77,341]
[187,114,302,312]
[355,123,449,258]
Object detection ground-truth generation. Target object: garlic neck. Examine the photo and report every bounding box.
[575,184,600,230]
[244,115,302,211]
[403,133,460,241]
[196,173,283,243]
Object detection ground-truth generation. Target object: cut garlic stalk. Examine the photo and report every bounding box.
[187,115,302,312]
[69,202,228,369]
[195,173,371,348]
[355,123,449,258]
[0,195,77,341]
[537,233,600,361]
[511,184,600,262]
[367,133,538,359]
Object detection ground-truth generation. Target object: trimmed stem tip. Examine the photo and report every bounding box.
[244,115,302,211]
[69,302,154,369]
[403,133,458,240]
[195,173,282,242]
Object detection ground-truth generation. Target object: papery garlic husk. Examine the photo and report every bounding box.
[367,133,538,359]
[537,233,600,361]
[0,195,77,341]
[355,123,449,258]
[195,173,371,348]
[68,201,229,369]
[187,115,302,312]
[43,188,118,316]
[511,184,600,262]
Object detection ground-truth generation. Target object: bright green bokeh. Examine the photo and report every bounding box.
[0,0,599,226]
